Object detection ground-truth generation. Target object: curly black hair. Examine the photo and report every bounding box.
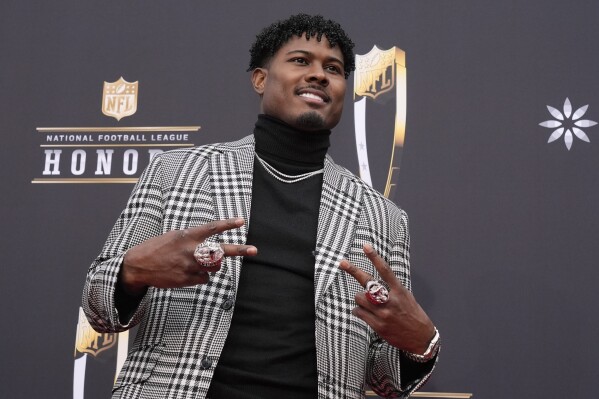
[248,14,355,79]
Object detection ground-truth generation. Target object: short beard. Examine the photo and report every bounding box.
[295,112,326,131]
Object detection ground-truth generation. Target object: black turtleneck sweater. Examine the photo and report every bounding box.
[207,115,330,398]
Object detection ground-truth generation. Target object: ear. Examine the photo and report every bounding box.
[251,68,267,95]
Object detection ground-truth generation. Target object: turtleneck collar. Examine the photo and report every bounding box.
[254,114,331,167]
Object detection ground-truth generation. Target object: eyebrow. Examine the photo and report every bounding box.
[285,50,344,66]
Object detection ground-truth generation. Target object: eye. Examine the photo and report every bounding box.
[290,57,308,65]
[325,65,342,74]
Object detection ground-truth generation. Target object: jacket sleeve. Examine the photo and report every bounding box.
[81,154,166,333]
[365,210,438,398]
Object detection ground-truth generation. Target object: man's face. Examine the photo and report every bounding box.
[252,34,347,131]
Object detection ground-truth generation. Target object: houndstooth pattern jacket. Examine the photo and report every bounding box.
[82,135,435,399]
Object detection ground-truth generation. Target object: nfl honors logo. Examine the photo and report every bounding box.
[102,77,138,121]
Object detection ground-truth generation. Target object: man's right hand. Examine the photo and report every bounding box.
[120,218,257,296]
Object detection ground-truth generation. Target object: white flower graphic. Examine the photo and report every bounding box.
[539,98,597,150]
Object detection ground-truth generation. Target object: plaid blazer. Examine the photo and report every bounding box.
[82,135,434,398]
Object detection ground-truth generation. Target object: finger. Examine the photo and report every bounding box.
[184,218,245,240]
[170,263,212,286]
[362,244,400,289]
[355,291,382,312]
[222,244,258,257]
[339,259,373,288]
[193,261,222,274]
[188,270,211,285]
[351,305,381,331]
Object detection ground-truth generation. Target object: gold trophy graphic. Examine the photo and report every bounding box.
[353,46,406,200]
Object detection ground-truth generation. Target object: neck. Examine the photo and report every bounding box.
[253,114,331,167]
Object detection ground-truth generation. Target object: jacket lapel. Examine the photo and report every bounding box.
[314,157,364,304]
[208,140,363,303]
[209,136,255,286]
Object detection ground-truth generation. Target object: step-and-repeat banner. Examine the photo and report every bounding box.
[2,1,598,398]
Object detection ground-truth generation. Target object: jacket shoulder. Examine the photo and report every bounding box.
[134,135,254,188]
[157,135,254,165]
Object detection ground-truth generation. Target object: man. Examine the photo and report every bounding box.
[82,13,439,399]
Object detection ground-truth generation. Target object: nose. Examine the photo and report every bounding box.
[305,63,328,86]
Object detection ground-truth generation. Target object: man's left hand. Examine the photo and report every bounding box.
[339,244,435,354]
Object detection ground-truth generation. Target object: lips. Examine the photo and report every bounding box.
[296,87,330,103]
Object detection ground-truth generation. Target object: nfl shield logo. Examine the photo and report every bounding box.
[74,307,117,357]
[354,46,405,100]
[102,77,138,121]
